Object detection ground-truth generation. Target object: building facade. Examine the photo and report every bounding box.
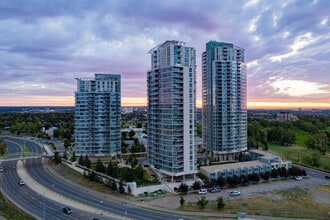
[200,149,292,180]
[202,41,247,162]
[147,40,197,179]
[74,74,121,157]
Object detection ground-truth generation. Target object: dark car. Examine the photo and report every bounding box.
[325,175,330,180]
[63,206,72,214]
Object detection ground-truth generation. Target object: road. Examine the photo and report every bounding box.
[3,136,329,220]
[1,139,102,220]
[1,137,188,220]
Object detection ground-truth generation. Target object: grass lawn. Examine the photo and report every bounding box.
[180,188,330,220]
[293,128,308,147]
[269,143,330,172]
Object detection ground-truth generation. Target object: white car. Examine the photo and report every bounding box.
[198,189,208,194]
[295,176,303,181]
[18,180,25,186]
[230,190,241,196]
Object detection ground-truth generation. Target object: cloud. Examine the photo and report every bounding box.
[267,77,329,97]
[0,0,329,107]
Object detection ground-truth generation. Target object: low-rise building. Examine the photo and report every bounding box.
[200,149,292,180]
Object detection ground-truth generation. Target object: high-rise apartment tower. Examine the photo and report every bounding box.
[147,40,197,179]
[74,74,121,157]
[202,41,247,161]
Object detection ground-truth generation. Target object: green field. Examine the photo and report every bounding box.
[269,143,330,172]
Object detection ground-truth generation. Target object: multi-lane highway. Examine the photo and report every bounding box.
[1,137,187,220]
[1,138,112,220]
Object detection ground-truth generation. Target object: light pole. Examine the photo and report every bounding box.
[237,177,246,220]
[43,192,46,220]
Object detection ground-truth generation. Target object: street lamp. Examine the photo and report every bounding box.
[237,177,246,220]
[43,192,46,220]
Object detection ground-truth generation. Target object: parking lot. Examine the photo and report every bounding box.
[148,176,330,209]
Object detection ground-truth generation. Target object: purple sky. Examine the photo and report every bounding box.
[1,0,330,108]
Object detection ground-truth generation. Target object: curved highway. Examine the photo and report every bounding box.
[1,138,117,220]
[2,137,187,220]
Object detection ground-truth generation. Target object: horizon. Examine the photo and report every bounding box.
[1,104,330,110]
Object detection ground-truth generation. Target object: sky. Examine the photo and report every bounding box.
[1,0,330,109]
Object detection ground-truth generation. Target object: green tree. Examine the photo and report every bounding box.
[178,183,188,195]
[119,180,125,194]
[85,155,91,168]
[197,196,208,209]
[54,151,61,164]
[62,150,68,160]
[217,196,225,210]
[107,161,114,176]
[128,129,136,139]
[315,132,328,155]
[89,170,97,181]
[110,179,118,191]
[70,151,76,162]
[78,155,85,166]
[95,159,106,173]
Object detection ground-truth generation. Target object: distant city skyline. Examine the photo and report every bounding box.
[1,0,330,109]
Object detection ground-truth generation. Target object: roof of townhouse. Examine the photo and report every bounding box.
[200,160,267,173]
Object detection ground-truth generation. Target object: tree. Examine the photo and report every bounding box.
[197,196,208,209]
[216,176,226,188]
[179,196,185,208]
[107,161,114,176]
[85,155,91,168]
[131,158,138,169]
[62,150,68,160]
[89,171,97,182]
[128,130,136,139]
[178,183,188,194]
[260,171,270,181]
[315,132,328,155]
[119,180,125,194]
[54,151,61,164]
[271,169,278,179]
[78,155,85,166]
[192,180,201,190]
[125,168,136,182]
[217,196,225,210]
[110,179,117,191]
[70,151,76,162]
[278,167,288,178]
[95,159,106,173]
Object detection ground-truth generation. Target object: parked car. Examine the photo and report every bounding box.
[295,176,303,181]
[18,180,25,186]
[198,188,208,194]
[211,187,221,193]
[0,167,3,172]
[63,206,72,214]
[230,191,241,196]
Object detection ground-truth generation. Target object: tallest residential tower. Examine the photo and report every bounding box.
[202,41,247,162]
[147,40,197,180]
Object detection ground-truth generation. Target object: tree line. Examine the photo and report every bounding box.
[248,114,330,155]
